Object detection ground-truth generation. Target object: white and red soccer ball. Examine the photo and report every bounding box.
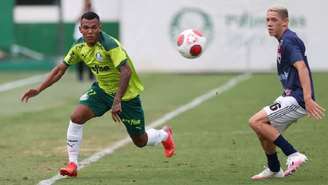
[176,29,206,59]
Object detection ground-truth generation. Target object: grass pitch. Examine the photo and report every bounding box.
[0,71,327,185]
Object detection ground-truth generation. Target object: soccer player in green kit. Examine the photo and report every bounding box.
[21,11,175,177]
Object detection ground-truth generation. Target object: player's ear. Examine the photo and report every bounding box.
[282,17,289,27]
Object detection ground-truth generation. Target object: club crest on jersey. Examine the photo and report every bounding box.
[96,52,103,62]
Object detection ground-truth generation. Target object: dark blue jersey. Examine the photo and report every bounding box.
[276,29,315,108]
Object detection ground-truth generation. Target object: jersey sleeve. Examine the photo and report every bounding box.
[63,45,81,65]
[285,39,304,65]
[108,46,128,68]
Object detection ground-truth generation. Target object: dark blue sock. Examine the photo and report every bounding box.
[273,135,297,156]
[266,152,281,172]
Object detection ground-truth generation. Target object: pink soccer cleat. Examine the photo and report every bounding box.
[284,152,308,176]
[161,127,176,158]
[59,162,78,177]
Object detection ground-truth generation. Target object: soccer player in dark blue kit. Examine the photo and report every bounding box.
[249,6,325,180]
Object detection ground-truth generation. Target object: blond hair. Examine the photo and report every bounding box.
[268,6,289,19]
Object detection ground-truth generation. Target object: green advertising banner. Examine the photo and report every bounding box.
[0,0,14,50]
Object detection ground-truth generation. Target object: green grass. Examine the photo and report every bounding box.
[0,72,327,185]
[0,71,47,84]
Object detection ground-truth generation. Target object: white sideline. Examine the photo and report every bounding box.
[37,73,252,185]
[0,74,47,93]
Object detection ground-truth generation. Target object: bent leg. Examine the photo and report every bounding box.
[60,104,96,176]
[118,96,164,147]
[249,110,280,141]
[249,109,297,156]
[130,127,175,158]
[249,110,282,175]
[120,96,174,157]
[67,105,95,164]
[129,128,168,148]
[257,133,281,172]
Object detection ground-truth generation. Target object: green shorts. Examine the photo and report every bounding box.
[79,82,145,136]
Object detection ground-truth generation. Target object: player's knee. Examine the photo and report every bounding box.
[70,114,85,124]
[70,105,94,124]
[131,134,147,148]
[249,116,260,130]
[133,140,147,148]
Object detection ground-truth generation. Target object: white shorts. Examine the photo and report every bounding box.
[263,96,306,133]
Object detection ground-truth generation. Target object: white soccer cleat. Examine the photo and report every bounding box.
[251,167,284,180]
[284,152,308,176]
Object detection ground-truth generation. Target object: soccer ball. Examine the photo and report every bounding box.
[176,29,206,59]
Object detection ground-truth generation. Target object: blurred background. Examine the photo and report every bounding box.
[1,0,327,73]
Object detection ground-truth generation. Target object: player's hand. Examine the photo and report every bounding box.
[111,99,122,123]
[21,89,40,103]
[305,99,326,120]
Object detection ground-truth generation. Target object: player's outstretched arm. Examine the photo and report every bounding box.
[21,62,69,103]
[294,61,326,119]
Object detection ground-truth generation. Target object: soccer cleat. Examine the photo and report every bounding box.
[284,152,308,176]
[59,162,78,177]
[161,127,176,158]
[251,167,284,180]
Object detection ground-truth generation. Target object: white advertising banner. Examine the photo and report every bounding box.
[15,0,120,22]
[121,0,328,72]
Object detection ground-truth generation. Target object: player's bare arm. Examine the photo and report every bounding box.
[21,62,68,103]
[293,61,326,119]
[111,62,132,122]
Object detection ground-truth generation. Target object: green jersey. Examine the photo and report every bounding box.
[64,32,144,100]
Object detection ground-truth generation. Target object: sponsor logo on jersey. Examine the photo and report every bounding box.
[91,65,110,74]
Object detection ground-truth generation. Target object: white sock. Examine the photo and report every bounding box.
[67,121,83,165]
[146,128,168,146]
